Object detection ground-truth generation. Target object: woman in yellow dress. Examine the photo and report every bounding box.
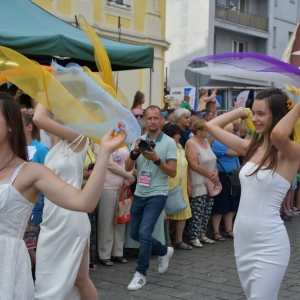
[163,123,193,250]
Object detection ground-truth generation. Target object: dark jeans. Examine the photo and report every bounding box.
[130,195,168,276]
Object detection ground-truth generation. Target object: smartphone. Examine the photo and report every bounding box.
[88,162,95,171]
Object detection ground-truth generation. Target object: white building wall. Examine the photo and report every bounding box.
[165,0,211,87]
[165,0,300,89]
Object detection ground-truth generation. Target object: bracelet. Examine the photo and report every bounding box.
[130,150,140,161]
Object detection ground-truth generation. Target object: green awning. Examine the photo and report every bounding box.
[0,0,154,71]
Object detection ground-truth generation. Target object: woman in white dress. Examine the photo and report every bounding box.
[205,88,300,300]
[0,93,127,300]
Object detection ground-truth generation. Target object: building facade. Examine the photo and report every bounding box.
[32,0,169,108]
[165,0,300,108]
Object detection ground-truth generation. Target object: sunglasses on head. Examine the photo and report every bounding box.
[134,114,144,118]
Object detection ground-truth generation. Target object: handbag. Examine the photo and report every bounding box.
[217,158,241,197]
[165,147,187,216]
[189,139,222,197]
[206,177,222,197]
[114,185,133,224]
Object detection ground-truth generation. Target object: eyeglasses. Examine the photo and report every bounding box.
[134,114,144,119]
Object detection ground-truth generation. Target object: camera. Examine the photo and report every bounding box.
[138,140,156,152]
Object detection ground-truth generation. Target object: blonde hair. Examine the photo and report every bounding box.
[199,88,207,98]
[232,118,241,125]
[223,123,233,133]
[191,119,206,134]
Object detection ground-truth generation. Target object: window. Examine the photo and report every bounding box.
[289,31,293,40]
[273,26,276,48]
[232,40,245,52]
[107,0,130,8]
[275,0,278,6]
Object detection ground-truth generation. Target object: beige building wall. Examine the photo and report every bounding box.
[32,0,169,108]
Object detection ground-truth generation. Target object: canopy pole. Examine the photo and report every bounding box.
[149,68,152,105]
[116,16,121,93]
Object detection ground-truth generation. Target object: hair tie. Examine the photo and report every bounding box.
[286,99,295,110]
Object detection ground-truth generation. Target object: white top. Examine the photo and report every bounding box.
[186,138,217,197]
[0,162,35,300]
[35,137,90,300]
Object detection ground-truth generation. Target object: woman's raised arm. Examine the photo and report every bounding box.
[32,122,127,213]
[205,108,249,156]
[271,103,300,162]
[33,103,80,143]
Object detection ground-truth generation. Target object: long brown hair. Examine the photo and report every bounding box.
[22,112,40,141]
[131,91,145,109]
[243,88,291,176]
[0,93,28,161]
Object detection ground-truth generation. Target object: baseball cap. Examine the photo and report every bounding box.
[161,111,168,118]
[197,111,207,117]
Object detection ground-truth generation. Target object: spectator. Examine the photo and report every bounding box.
[185,119,218,247]
[197,88,217,111]
[82,142,98,270]
[162,123,192,250]
[125,105,177,291]
[180,95,191,110]
[131,91,145,115]
[22,112,49,278]
[206,101,218,116]
[174,108,192,148]
[97,146,135,266]
[211,123,241,241]
[7,84,23,103]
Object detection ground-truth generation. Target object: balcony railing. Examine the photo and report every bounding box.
[215,3,268,31]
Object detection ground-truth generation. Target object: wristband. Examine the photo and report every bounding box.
[130,150,140,161]
[153,158,161,166]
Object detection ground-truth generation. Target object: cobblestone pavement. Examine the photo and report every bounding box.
[90,216,300,299]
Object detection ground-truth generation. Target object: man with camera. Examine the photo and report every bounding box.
[125,105,177,291]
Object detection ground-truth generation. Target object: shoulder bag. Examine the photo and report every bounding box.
[165,148,187,216]
[217,158,241,197]
[114,184,133,224]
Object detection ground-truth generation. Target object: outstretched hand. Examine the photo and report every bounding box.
[101,122,127,153]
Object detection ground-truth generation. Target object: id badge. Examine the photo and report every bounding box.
[139,170,152,186]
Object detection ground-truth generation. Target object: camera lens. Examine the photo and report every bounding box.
[138,140,150,152]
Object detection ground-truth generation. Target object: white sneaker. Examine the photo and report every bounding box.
[127,271,146,290]
[158,247,174,274]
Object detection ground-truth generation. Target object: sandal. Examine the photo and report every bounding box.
[200,236,216,244]
[100,259,114,266]
[89,262,98,270]
[190,239,203,248]
[110,256,128,264]
[225,230,234,239]
[213,232,226,242]
[174,241,193,250]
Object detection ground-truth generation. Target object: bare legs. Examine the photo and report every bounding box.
[74,242,98,300]
[211,212,234,240]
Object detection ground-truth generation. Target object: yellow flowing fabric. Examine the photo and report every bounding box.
[0,46,140,144]
[78,15,115,91]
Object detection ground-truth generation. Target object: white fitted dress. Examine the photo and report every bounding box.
[35,137,89,300]
[234,162,290,300]
[0,163,35,300]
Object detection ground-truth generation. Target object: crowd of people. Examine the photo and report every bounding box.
[1,85,300,299]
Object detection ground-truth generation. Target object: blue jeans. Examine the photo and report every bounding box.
[130,195,168,276]
[29,193,44,225]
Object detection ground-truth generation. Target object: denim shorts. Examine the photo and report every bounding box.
[29,193,44,225]
[290,177,298,190]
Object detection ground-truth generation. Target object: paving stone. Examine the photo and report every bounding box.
[91,217,300,299]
